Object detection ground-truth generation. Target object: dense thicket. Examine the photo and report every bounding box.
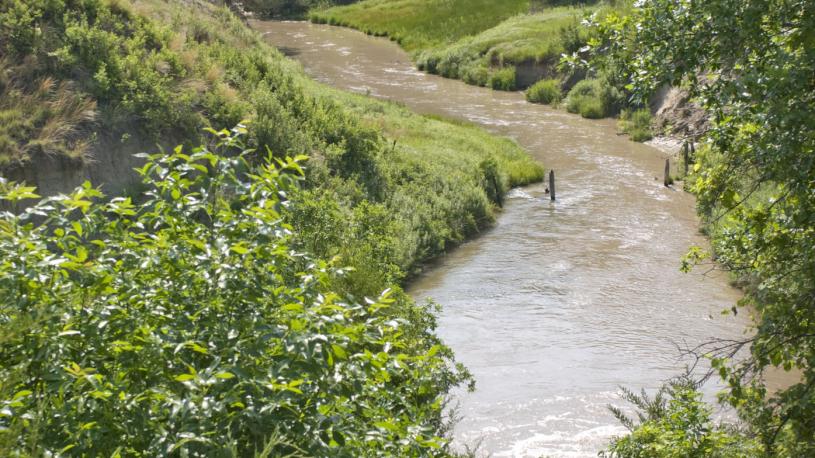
[588,0,815,455]
[0,129,468,456]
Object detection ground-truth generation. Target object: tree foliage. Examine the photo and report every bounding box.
[0,127,469,456]
[590,0,815,455]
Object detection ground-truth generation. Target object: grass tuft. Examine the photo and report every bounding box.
[526,78,562,104]
[564,78,622,119]
[618,108,654,142]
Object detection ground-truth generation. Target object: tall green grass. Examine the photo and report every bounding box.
[526,78,562,104]
[618,108,653,142]
[416,7,590,87]
[310,0,531,51]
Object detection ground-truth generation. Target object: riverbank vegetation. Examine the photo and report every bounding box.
[311,0,658,141]
[310,0,530,51]
[0,131,470,456]
[617,109,653,142]
[588,0,815,455]
[311,0,593,90]
[525,78,562,104]
[414,7,591,91]
[0,0,544,454]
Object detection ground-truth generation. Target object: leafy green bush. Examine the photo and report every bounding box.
[566,94,604,118]
[488,67,516,91]
[564,78,622,118]
[618,108,653,142]
[0,128,469,456]
[526,78,562,104]
[603,381,760,458]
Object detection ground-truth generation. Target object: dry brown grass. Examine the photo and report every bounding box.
[0,60,97,167]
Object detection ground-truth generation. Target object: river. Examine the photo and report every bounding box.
[254,20,754,457]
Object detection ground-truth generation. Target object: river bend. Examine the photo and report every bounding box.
[255,20,751,457]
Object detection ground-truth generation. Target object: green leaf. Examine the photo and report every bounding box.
[230,244,249,255]
[12,390,32,400]
[331,344,348,360]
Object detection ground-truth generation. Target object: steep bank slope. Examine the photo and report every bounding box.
[0,0,543,290]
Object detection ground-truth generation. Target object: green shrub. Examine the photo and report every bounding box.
[0,128,469,456]
[461,64,490,86]
[618,108,653,142]
[603,381,760,457]
[526,78,562,104]
[578,97,605,118]
[488,67,516,91]
[564,78,622,118]
[565,95,603,118]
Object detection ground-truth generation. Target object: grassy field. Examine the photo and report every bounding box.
[310,0,531,51]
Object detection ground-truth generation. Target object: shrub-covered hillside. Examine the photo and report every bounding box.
[0,0,542,290]
[0,0,544,455]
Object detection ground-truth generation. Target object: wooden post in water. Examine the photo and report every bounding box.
[664,158,671,187]
[549,170,556,201]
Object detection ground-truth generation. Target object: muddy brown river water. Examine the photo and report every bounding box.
[255,20,758,457]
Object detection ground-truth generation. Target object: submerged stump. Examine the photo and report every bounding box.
[549,170,556,201]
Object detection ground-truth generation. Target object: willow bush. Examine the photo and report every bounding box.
[0,127,469,456]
